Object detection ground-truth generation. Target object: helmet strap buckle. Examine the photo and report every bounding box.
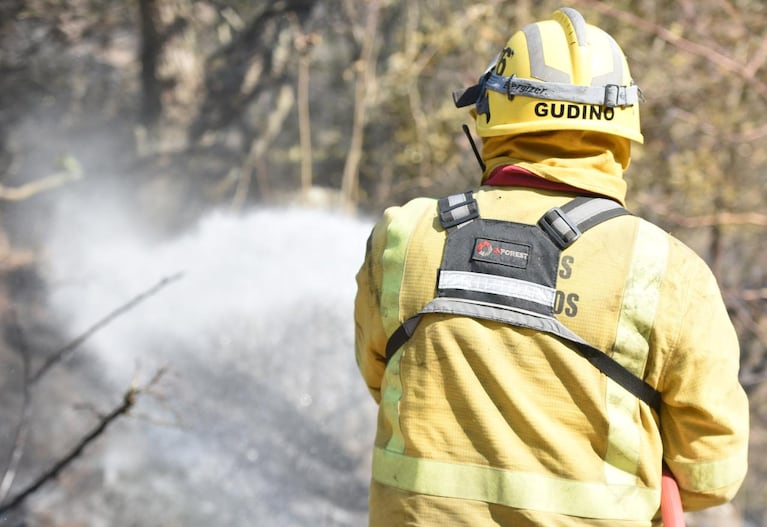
[505,74,517,102]
[604,84,623,108]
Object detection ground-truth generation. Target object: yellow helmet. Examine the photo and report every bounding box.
[454,8,643,143]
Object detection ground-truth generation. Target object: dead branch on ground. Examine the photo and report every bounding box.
[0,273,184,508]
[0,369,168,514]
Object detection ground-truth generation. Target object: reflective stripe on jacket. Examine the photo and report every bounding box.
[354,186,748,526]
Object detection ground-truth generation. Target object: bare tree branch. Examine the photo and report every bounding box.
[1,274,183,507]
[671,107,767,143]
[0,312,32,504]
[735,288,767,302]
[0,369,168,514]
[575,0,767,100]
[635,194,767,229]
[233,85,294,209]
[744,34,767,79]
[340,0,382,207]
[0,156,82,201]
[30,272,184,384]
[289,13,319,199]
[668,211,767,229]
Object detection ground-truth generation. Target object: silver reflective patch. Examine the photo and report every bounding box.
[439,270,556,307]
[523,24,571,83]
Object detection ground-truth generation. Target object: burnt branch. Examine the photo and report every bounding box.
[0,369,168,514]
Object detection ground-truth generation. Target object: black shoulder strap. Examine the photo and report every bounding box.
[386,299,661,414]
[573,340,662,413]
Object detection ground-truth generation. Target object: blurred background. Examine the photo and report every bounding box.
[0,0,764,525]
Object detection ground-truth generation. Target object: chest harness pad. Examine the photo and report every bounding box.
[385,192,662,414]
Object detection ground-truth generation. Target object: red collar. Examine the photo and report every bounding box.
[484,165,594,195]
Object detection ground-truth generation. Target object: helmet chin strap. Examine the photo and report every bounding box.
[461,124,486,173]
[452,51,500,109]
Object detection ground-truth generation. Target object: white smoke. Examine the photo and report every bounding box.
[44,201,368,383]
[29,198,378,526]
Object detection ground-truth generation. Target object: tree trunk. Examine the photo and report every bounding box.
[340,0,381,208]
[138,0,163,127]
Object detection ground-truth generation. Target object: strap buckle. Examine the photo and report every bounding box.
[539,207,582,249]
[604,84,622,108]
[604,84,640,108]
[438,192,479,229]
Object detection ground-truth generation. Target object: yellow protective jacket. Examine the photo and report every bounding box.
[354,131,749,526]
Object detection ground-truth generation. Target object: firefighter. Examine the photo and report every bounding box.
[354,7,748,526]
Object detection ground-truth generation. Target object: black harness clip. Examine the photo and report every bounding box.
[539,207,582,249]
[438,192,480,229]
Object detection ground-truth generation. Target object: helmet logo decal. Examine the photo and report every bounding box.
[472,238,530,269]
[509,79,548,97]
[494,47,514,75]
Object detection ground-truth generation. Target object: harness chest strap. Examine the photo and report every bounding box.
[385,192,662,414]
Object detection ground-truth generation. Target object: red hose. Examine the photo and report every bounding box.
[661,467,685,527]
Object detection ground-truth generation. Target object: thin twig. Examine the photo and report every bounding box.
[0,369,168,513]
[30,272,184,384]
[576,0,767,100]
[634,194,767,229]
[670,107,767,143]
[0,156,82,201]
[0,311,32,504]
[667,211,767,229]
[737,288,767,302]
